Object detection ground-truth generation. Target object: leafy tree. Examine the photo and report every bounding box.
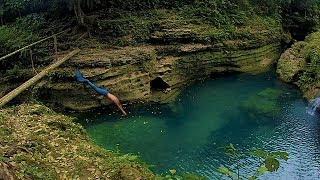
[72,0,100,26]
[5,0,24,18]
[0,0,3,25]
[217,144,288,180]
[280,0,320,39]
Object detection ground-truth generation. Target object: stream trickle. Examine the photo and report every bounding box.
[78,70,320,179]
[307,96,320,116]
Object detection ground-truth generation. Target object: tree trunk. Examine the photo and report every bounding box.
[18,9,21,18]
[0,16,3,26]
[73,0,92,37]
[74,0,85,26]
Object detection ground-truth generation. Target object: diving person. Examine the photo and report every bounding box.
[75,70,127,116]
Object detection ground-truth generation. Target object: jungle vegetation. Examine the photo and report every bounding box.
[0,0,319,179]
[0,0,319,70]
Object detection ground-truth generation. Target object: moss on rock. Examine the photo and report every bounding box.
[0,104,155,179]
[277,30,320,99]
[276,42,306,82]
[0,8,286,111]
[241,88,283,124]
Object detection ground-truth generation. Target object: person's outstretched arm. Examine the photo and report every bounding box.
[106,93,127,116]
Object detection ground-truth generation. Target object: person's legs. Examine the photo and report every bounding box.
[76,70,126,115]
[76,70,108,96]
[86,80,108,96]
[75,70,88,83]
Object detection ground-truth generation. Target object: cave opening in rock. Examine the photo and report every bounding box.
[150,77,169,91]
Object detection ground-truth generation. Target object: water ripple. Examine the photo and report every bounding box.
[79,72,320,180]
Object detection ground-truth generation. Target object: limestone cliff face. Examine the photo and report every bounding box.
[39,40,282,111]
[277,30,320,100]
[0,10,287,110]
[276,42,306,82]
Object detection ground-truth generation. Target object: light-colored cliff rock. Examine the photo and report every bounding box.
[38,41,282,110]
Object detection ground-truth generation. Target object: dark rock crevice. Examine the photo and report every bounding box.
[150,77,169,91]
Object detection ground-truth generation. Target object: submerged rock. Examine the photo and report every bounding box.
[241,88,283,124]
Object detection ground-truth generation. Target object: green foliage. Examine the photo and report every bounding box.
[250,0,280,15]
[161,169,206,180]
[0,1,4,18]
[297,31,320,90]
[14,13,47,32]
[0,104,155,179]
[178,0,251,27]
[0,25,37,55]
[2,0,50,17]
[0,0,317,50]
[4,0,24,13]
[0,13,50,71]
[47,68,75,81]
[1,0,319,33]
[298,48,320,88]
[96,15,154,45]
[218,144,288,180]
[280,0,320,36]
[164,169,183,180]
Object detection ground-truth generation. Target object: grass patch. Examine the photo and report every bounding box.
[0,104,155,179]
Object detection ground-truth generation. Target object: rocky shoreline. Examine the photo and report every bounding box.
[277,30,320,100]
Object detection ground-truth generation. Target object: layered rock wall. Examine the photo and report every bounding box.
[277,30,320,99]
[38,41,282,110]
[0,13,286,110]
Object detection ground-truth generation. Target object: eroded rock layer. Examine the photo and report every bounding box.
[38,41,282,110]
[277,30,320,100]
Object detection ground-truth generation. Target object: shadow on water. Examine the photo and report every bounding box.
[77,70,320,179]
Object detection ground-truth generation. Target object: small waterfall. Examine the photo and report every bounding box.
[306,96,320,115]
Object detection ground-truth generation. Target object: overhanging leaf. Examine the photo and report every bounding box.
[271,152,289,161]
[165,174,171,178]
[173,175,183,180]
[265,157,279,172]
[169,169,176,175]
[257,166,268,175]
[224,143,237,154]
[217,167,233,177]
[250,149,268,158]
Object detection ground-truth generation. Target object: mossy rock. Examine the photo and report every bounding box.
[276,42,306,82]
[277,30,320,100]
[0,104,155,179]
[241,88,283,124]
[257,88,283,100]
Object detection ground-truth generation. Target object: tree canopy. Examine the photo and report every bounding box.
[0,0,319,24]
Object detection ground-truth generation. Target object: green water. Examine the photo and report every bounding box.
[78,71,320,179]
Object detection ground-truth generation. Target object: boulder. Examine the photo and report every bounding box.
[276,42,306,82]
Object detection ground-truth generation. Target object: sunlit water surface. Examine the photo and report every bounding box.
[78,71,320,179]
